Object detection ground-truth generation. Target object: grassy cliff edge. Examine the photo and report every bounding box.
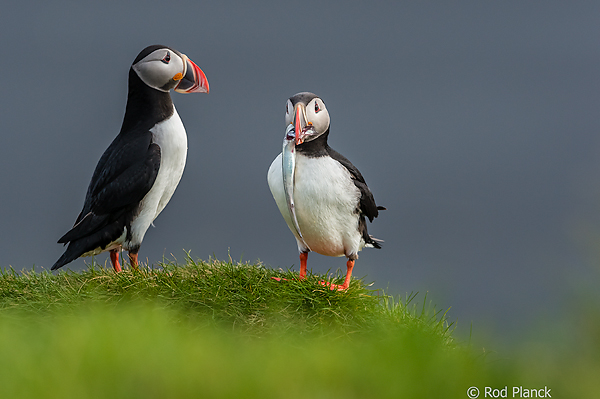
[0,258,597,398]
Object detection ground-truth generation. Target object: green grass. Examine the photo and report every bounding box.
[0,257,599,398]
[0,257,452,339]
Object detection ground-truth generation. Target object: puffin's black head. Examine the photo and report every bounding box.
[285,92,330,145]
[131,45,209,94]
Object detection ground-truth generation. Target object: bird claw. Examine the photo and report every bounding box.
[319,280,349,291]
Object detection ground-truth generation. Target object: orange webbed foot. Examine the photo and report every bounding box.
[319,280,350,291]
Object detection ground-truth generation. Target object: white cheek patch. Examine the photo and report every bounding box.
[284,100,293,125]
[132,50,185,92]
[308,101,330,135]
[313,109,330,135]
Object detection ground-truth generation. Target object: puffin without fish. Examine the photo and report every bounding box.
[267,92,385,290]
[52,45,209,272]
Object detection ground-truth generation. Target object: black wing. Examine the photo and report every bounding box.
[327,146,385,248]
[326,147,385,222]
[52,132,161,270]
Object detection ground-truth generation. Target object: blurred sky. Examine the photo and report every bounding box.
[1,1,599,343]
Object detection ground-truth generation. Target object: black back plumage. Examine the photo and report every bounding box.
[51,58,174,271]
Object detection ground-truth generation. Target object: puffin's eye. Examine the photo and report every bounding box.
[314,101,321,113]
[161,52,171,64]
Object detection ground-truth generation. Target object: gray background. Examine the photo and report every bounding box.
[1,1,599,344]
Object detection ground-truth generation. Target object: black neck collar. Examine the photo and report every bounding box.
[120,68,174,134]
[296,128,331,157]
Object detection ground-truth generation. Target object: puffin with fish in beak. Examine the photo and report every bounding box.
[267,92,385,290]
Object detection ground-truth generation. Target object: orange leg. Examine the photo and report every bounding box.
[321,259,355,291]
[271,252,309,282]
[339,259,355,290]
[109,250,122,272]
[299,252,308,279]
[128,252,139,270]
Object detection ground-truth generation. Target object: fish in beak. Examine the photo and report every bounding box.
[282,124,309,249]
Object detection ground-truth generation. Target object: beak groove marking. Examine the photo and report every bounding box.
[174,54,209,94]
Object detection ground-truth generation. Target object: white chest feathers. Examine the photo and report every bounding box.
[268,153,363,257]
[128,108,188,247]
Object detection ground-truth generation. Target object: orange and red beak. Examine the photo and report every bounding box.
[175,54,209,94]
[294,103,307,145]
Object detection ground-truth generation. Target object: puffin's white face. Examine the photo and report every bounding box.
[285,96,330,145]
[132,47,209,94]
